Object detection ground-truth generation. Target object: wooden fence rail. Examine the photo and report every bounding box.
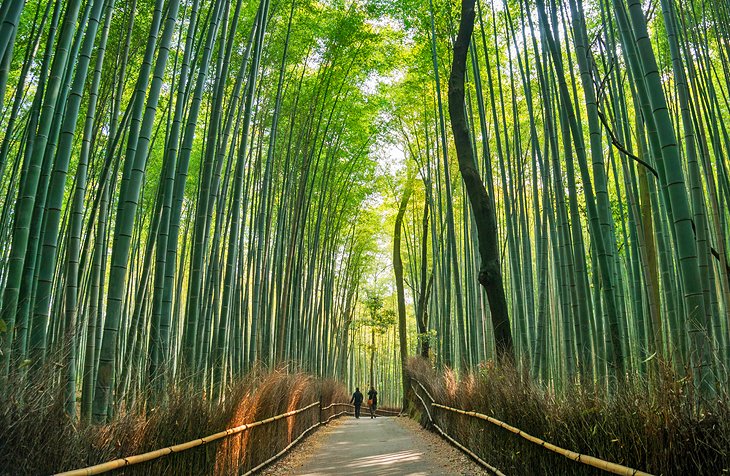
[410,378,653,476]
[55,401,352,476]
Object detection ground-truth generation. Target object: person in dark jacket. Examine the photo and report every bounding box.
[350,387,364,418]
[367,386,378,419]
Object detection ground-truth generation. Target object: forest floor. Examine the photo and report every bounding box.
[259,414,488,475]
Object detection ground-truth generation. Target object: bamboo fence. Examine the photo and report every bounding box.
[54,401,353,476]
[410,378,654,476]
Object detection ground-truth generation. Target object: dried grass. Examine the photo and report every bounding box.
[0,362,348,475]
[406,357,730,475]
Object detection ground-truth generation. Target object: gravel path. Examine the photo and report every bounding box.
[259,415,489,475]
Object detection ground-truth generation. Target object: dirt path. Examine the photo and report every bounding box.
[259,415,489,475]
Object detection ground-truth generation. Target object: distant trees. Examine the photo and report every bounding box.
[382,0,730,397]
[0,0,389,420]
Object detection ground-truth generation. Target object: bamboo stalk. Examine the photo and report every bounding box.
[410,382,434,423]
[321,402,353,411]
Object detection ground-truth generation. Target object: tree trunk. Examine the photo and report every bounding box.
[448,0,514,362]
[394,184,412,410]
[415,183,430,358]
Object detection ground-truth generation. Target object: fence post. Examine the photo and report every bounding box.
[318,397,323,425]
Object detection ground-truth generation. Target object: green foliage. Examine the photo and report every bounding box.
[0,0,728,457]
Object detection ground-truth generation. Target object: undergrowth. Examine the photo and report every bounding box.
[406,357,730,475]
[0,362,348,475]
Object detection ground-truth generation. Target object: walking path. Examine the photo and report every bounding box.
[260,415,488,475]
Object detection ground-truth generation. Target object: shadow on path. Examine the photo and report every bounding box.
[294,417,435,475]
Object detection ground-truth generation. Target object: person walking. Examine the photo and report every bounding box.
[367,385,378,419]
[350,387,364,418]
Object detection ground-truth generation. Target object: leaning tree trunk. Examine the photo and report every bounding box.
[415,181,431,358]
[394,183,412,410]
[448,0,514,362]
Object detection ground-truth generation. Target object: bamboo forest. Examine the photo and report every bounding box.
[1,0,730,473]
